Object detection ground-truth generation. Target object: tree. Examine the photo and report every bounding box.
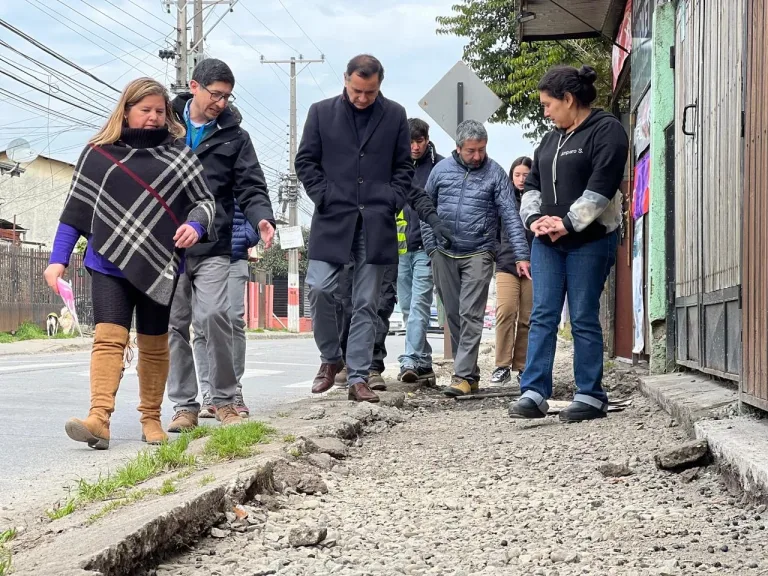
[436,0,613,140]
[259,227,310,277]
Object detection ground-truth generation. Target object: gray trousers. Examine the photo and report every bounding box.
[168,255,237,412]
[431,251,494,382]
[307,224,385,385]
[193,259,249,399]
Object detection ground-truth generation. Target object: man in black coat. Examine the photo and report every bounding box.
[296,54,413,403]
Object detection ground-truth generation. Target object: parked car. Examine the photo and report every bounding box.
[388,303,405,335]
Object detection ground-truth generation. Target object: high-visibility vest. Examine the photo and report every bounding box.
[396,209,408,255]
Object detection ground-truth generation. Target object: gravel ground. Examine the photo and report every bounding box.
[153,345,765,576]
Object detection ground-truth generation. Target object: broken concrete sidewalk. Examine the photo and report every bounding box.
[640,372,768,501]
[8,389,409,576]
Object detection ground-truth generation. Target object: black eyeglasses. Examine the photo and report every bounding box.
[202,85,236,103]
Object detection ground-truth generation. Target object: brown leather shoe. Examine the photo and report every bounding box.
[348,382,380,403]
[312,361,344,394]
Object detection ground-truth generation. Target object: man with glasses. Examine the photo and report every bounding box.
[167,58,276,431]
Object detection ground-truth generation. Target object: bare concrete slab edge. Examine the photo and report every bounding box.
[10,392,410,576]
[638,373,738,435]
[639,373,768,504]
[695,419,768,503]
[12,458,280,576]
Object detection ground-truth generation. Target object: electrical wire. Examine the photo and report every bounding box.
[275,0,341,81]
[239,1,300,53]
[0,17,119,93]
[0,69,109,117]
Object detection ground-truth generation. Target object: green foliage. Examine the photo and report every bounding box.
[73,237,88,255]
[260,227,310,277]
[436,0,613,140]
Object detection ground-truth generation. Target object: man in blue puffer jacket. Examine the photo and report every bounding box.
[194,200,259,418]
[421,119,531,397]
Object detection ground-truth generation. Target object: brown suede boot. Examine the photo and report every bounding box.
[65,323,129,450]
[137,333,170,445]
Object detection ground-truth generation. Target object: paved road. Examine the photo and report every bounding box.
[0,334,447,514]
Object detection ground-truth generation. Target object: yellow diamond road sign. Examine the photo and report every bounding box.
[418,60,503,140]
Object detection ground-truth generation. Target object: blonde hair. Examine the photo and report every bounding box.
[90,77,186,146]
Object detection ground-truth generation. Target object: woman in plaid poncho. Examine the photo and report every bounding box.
[44,78,216,450]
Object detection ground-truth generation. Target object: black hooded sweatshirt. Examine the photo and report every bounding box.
[520,109,628,248]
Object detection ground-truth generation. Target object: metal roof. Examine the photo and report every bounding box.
[518,0,627,43]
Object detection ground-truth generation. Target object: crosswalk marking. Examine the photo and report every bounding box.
[0,362,86,373]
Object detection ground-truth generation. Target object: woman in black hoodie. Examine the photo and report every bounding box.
[508,65,628,423]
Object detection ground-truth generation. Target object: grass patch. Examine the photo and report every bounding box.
[282,434,296,443]
[159,479,177,495]
[558,323,573,341]
[199,473,215,487]
[46,498,77,520]
[276,411,290,418]
[0,548,10,576]
[204,421,275,460]
[0,529,16,576]
[288,447,302,458]
[0,322,77,344]
[48,422,272,522]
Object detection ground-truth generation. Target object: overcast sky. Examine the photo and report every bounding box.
[0,0,537,221]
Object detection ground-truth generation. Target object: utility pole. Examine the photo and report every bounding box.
[260,55,324,333]
[160,0,238,94]
[191,0,204,79]
[174,0,188,93]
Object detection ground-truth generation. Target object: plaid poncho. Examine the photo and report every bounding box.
[60,127,216,306]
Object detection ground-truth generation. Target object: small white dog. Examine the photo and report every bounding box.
[46,312,60,337]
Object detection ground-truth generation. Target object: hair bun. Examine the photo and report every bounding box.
[578,65,598,86]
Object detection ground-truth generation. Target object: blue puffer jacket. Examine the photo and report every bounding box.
[231,200,260,262]
[421,151,530,261]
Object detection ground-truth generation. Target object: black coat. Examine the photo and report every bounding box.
[296,92,414,265]
[404,142,443,251]
[171,94,275,259]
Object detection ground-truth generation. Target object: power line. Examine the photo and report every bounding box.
[0,88,102,128]
[239,1,300,53]
[48,0,168,65]
[0,54,113,115]
[0,17,119,93]
[0,68,109,117]
[24,0,167,79]
[95,0,172,38]
[0,39,118,106]
[275,0,341,81]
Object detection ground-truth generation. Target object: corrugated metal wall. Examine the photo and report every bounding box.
[742,0,768,409]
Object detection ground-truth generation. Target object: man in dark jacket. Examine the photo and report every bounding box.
[166,58,276,431]
[422,120,531,397]
[296,54,414,403]
[194,201,259,419]
[396,118,444,384]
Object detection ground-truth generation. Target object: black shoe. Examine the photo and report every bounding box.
[508,397,546,419]
[490,367,511,384]
[516,370,523,385]
[399,367,418,383]
[558,401,607,423]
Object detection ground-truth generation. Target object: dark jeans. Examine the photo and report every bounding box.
[92,271,172,336]
[519,232,618,413]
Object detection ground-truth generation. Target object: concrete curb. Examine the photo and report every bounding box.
[0,337,93,357]
[246,331,314,340]
[639,372,768,502]
[10,390,410,576]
